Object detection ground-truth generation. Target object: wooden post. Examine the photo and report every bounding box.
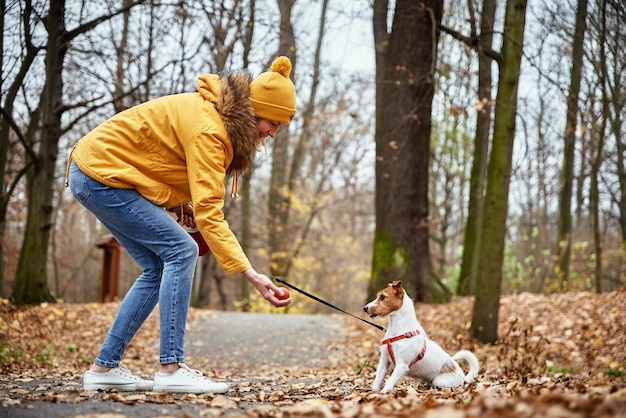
[95,234,121,303]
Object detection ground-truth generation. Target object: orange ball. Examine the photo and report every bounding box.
[275,287,290,300]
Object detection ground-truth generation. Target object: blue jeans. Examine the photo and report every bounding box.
[68,161,198,367]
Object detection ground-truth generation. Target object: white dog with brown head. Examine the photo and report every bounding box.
[364,280,479,393]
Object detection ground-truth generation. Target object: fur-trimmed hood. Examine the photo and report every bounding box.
[198,72,258,175]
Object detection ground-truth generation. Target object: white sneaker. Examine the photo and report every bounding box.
[83,364,153,391]
[153,363,229,394]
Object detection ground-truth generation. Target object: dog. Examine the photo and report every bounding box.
[363,280,480,393]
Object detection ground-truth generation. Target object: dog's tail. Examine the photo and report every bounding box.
[452,350,480,383]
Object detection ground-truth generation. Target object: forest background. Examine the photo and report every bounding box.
[1,0,625,336]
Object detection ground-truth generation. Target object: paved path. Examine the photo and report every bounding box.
[1,312,346,418]
[186,311,345,368]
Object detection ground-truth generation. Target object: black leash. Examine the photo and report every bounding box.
[253,265,385,331]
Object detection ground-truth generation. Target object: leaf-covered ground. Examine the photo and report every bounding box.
[1,291,625,417]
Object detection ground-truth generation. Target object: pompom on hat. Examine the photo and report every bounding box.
[250,56,297,124]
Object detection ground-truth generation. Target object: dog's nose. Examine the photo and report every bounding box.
[363,306,369,313]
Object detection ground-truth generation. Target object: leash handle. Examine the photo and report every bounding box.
[274,276,385,332]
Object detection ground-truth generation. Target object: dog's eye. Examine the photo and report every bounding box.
[379,295,386,301]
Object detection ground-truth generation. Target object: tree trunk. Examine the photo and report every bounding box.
[185,0,253,308]
[458,0,497,296]
[600,0,626,280]
[268,0,296,279]
[369,0,444,303]
[283,0,328,278]
[0,0,39,298]
[13,0,66,304]
[11,0,146,304]
[237,0,255,311]
[471,0,527,344]
[590,126,604,294]
[238,172,253,311]
[556,0,588,291]
[0,0,6,297]
[590,0,608,294]
[112,0,133,114]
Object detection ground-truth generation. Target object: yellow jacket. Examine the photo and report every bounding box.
[68,73,259,275]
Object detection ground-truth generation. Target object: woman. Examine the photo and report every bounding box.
[66,57,296,394]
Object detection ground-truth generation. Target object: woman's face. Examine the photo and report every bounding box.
[256,119,282,144]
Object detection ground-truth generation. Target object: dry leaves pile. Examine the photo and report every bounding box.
[0,291,625,417]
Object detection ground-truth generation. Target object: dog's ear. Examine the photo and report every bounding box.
[390,280,404,296]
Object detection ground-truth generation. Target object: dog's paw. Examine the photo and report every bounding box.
[380,385,393,394]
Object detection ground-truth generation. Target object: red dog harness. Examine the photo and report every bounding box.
[381,330,427,367]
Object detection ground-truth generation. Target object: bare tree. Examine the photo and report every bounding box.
[237,0,256,311]
[457,0,498,296]
[471,0,528,344]
[0,1,41,297]
[14,0,76,304]
[0,0,5,296]
[599,0,626,278]
[586,0,626,291]
[187,0,255,308]
[11,0,145,304]
[268,0,297,278]
[556,0,588,291]
[369,0,445,303]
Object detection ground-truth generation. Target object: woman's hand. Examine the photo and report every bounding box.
[181,204,196,228]
[168,203,197,228]
[243,268,292,308]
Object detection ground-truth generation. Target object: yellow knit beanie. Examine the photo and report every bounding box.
[250,56,297,124]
